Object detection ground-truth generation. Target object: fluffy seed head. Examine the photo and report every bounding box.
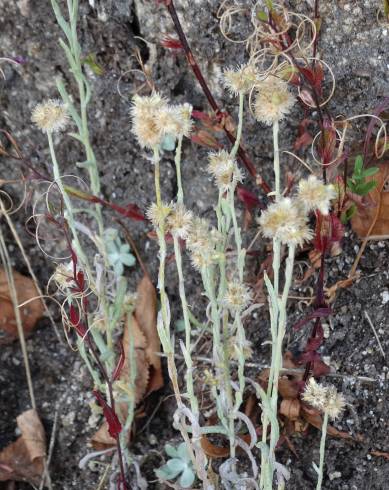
[298,175,337,215]
[302,377,328,409]
[302,378,346,420]
[166,204,193,239]
[31,99,69,133]
[146,201,173,229]
[223,63,259,95]
[229,336,253,360]
[186,217,222,271]
[323,386,346,420]
[130,92,168,149]
[207,150,242,191]
[154,102,193,139]
[223,280,252,313]
[259,197,312,247]
[254,75,295,125]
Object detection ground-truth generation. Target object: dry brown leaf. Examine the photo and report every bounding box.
[200,433,252,459]
[0,409,46,485]
[90,421,116,449]
[301,405,354,440]
[351,162,389,238]
[122,315,149,405]
[280,399,301,421]
[0,268,44,345]
[134,276,163,395]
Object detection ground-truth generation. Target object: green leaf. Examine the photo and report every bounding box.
[166,458,186,475]
[265,0,274,10]
[355,180,377,196]
[361,166,379,178]
[82,53,105,76]
[177,442,191,462]
[354,155,363,175]
[164,444,178,458]
[257,10,268,21]
[340,203,356,224]
[179,467,195,488]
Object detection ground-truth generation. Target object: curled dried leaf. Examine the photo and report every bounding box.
[0,269,44,345]
[0,409,46,485]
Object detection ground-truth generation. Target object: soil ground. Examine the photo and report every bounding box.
[1,1,389,489]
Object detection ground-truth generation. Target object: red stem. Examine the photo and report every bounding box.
[162,0,272,193]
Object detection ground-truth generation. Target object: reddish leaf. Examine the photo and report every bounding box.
[191,130,221,149]
[161,35,183,50]
[292,307,331,331]
[76,271,85,290]
[237,186,263,210]
[312,359,331,377]
[93,391,122,439]
[69,304,80,326]
[314,213,344,253]
[69,304,87,337]
[305,323,324,351]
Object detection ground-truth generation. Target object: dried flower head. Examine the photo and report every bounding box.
[259,197,312,247]
[166,204,193,239]
[297,175,337,215]
[302,378,346,420]
[324,386,346,420]
[31,99,69,133]
[146,201,173,229]
[207,150,243,191]
[302,377,328,409]
[254,75,295,125]
[186,218,222,271]
[223,63,258,95]
[190,250,213,271]
[130,92,168,149]
[229,336,253,360]
[186,217,212,251]
[53,261,73,290]
[154,103,193,140]
[223,280,252,312]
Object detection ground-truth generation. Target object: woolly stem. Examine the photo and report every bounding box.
[273,120,280,201]
[230,92,244,158]
[175,135,184,205]
[316,411,329,490]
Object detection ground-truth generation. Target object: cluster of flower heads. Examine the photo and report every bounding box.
[302,377,346,420]
[259,175,336,247]
[130,92,192,149]
[207,149,243,192]
[31,99,69,133]
[147,203,222,271]
[222,64,295,125]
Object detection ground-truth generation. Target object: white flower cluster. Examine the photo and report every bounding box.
[302,377,346,420]
[131,92,192,149]
[259,176,336,246]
